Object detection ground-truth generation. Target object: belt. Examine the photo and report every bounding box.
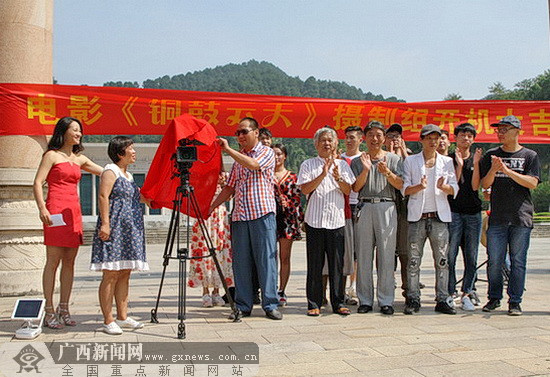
[359,197,394,204]
[421,212,438,219]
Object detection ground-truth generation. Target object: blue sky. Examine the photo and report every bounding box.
[54,1,549,102]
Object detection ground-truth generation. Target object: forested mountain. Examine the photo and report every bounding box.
[106,60,403,101]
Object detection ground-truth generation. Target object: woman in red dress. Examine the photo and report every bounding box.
[33,117,103,329]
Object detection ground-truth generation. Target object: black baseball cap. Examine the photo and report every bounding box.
[454,122,477,137]
[386,123,403,134]
[490,115,521,129]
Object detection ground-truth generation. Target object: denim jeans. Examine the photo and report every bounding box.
[486,223,531,304]
[231,213,279,312]
[448,212,482,295]
[407,218,450,302]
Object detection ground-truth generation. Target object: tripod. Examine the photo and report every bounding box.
[151,165,240,339]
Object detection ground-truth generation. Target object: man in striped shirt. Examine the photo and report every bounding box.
[209,117,281,320]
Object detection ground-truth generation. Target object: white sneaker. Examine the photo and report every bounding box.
[202,294,213,307]
[469,291,481,306]
[211,293,225,306]
[461,296,475,311]
[103,321,123,335]
[116,317,144,329]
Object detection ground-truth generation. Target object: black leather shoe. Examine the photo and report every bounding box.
[404,300,421,315]
[482,298,501,312]
[357,305,373,313]
[380,306,394,315]
[228,310,251,320]
[434,301,456,315]
[265,309,283,320]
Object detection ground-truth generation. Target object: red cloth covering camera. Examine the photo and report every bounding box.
[141,114,221,219]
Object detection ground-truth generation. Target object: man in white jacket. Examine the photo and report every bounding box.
[402,124,459,315]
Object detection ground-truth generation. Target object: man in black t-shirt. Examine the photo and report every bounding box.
[448,123,483,311]
[480,115,541,316]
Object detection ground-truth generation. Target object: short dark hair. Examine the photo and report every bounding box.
[344,126,363,135]
[272,143,287,157]
[441,129,450,137]
[240,117,259,130]
[259,127,272,138]
[108,136,134,163]
[47,117,84,154]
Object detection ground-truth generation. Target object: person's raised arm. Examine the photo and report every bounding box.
[471,148,482,191]
[300,157,331,195]
[352,152,371,192]
[80,155,103,175]
[97,170,117,241]
[218,138,260,170]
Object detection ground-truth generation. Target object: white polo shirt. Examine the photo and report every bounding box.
[297,157,356,229]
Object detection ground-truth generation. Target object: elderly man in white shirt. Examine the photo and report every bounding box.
[297,127,356,316]
[402,124,459,315]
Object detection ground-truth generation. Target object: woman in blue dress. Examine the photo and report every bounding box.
[91,136,149,335]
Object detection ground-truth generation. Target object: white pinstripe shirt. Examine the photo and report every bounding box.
[297,157,356,230]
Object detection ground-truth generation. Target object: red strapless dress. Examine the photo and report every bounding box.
[43,162,83,248]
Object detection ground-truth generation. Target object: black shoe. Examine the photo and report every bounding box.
[403,300,421,315]
[357,305,373,313]
[435,301,456,315]
[482,299,501,312]
[419,282,426,289]
[265,309,283,320]
[253,291,261,305]
[380,306,394,315]
[228,310,251,320]
[508,302,523,316]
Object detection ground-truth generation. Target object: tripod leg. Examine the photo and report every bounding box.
[151,195,181,323]
[189,190,241,322]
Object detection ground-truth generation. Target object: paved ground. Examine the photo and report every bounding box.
[1,238,550,376]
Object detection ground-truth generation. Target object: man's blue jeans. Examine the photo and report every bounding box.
[486,223,531,304]
[448,212,481,295]
[231,213,279,312]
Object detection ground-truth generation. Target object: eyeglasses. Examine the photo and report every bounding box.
[497,126,516,134]
[235,128,253,136]
[386,133,400,139]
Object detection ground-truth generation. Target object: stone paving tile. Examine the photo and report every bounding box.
[259,341,324,354]
[413,360,532,377]
[258,360,358,376]
[346,353,450,371]
[433,347,537,363]
[505,358,550,375]
[518,344,550,357]
[371,343,440,357]
[456,337,550,351]
[285,347,384,363]
[316,336,409,350]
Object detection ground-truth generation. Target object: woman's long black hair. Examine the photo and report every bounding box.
[47,117,84,154]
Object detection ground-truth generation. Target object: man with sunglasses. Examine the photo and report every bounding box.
[210,117,281,320]
[480,115,540,316]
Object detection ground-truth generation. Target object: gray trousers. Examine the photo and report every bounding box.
[355,202,397,307]
[407,218,450,302]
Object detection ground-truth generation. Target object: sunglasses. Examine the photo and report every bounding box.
[235,128,253,136]
[497,126,516,134]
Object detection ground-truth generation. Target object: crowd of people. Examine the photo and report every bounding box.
[33,113,541,331]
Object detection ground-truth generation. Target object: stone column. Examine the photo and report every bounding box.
[0,0,53,295]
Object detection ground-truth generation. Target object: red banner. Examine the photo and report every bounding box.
[1,83,550,143]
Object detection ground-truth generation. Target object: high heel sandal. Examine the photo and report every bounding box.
[56,303,77,326]
[44,307,64,329]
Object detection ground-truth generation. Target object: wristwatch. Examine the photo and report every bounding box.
[385,171,392,177]
[337,177,343,182]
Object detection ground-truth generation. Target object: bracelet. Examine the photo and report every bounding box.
[385,171,392,178]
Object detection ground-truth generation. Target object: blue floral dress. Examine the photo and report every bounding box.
[90,164,148,271]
